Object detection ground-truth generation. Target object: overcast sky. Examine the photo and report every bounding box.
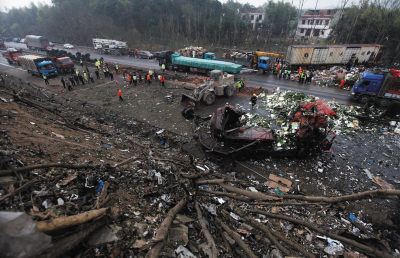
[0,0,352,13]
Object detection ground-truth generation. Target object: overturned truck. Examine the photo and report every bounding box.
[193,100,337,160]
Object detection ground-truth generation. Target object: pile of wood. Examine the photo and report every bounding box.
[177,46,207,58]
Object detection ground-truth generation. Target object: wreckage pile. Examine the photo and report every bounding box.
[177,46,208,58]
[1,73,400,258]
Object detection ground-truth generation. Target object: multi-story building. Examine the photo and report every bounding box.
[238,7,265,30]
[296,9,342,39]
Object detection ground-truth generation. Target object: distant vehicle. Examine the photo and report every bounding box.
[20,38,26,44]
[49,42,55,47]
[2,49,23,65]
[153,51,161,59]
[137,50,153,59]
[352,68,400,106]
[25,35,50,51]
[63,44,74,49]
[92,38,127,49]
[51,56,75,74]
[18,55,58,77]
[13,38,21,43]
[286,44,386,69]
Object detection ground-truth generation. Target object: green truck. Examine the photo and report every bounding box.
[158,51,242,76]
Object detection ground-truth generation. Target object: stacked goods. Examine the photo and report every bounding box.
[177,46,207,58]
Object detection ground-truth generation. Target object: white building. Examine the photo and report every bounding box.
[296,9,342,39]
[238,7,265,30]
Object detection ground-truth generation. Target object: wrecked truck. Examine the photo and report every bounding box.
[193,100,337,160]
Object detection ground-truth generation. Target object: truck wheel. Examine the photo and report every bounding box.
[181,107,194,120]
[379,98,391,107]
[258,68,265,74]
[203,92,216,105]
[359,95,370,104]
[224,85,235,97]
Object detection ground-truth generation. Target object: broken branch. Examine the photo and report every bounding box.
[249,209,394,258]
[198,187,253,202]
[215,217,258,258]
[145,198,188,258]
[195,202,218,258]
[0,178,37,202]
[35,208,109,233]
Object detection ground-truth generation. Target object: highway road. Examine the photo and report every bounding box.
[3,41,358,106]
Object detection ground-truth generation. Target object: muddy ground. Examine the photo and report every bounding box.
[0,64,399,258]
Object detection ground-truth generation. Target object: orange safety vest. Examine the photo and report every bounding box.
[147,74,150,80]
[118,90,122,97]
[160,76,165,82]
[127,75,132,81]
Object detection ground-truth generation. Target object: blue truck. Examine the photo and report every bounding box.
[352,69,400,106]
[158,51,242,75]
[18,55,58,77]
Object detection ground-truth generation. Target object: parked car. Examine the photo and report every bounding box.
[137,50,153,59]
[63,44,74,49]
[12,38,21,43]
[49,42,55,47]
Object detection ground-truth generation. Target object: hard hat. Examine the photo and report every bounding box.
[253,94,256,96]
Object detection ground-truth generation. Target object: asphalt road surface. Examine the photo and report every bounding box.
[3,41,357,106]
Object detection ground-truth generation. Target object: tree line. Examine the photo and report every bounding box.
[0,0,399,64]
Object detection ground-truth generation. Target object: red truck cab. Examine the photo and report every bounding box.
[2,48,23,65]
[51,56,75,74]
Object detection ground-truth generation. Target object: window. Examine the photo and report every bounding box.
[302,20,306,24]
[251,15,254,20]
[316,20,319,25]
[371,82,377,87]
[258,14,263,20]
[300,28,305,33]
[325,20,329,25]
[361,80,371,87]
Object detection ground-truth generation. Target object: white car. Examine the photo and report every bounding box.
[63,44,74,49]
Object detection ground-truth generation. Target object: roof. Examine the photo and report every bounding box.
[301,9,337,16]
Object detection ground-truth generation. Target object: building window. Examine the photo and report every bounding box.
[258,14,263,20]
[251,15,254,20]
[302,20,305,24]
[300,28,305,33]
[316,20,319,25]
[325,20,329,25]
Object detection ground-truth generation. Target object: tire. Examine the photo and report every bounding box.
[224,85,235,97]
[202,92,216,105]
[379,98,391,107]
[258,68,265,74]
[181,107,194,120]
[358,95,370,104]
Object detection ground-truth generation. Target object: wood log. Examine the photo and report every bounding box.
[195,202,218,258]
[198,187,253,202]
[37,218,105,258]
[218,182,280,201]
[0,163,98,176]
[145,198,188,258]
[233,209,292,257]
[249,209,394,258]
[215,217,258,258]
[35,208,109,233]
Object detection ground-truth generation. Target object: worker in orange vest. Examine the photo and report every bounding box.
[127,74,132,85]
[147,74,151,84]
[118,89,123,101]
[160,75,165,87]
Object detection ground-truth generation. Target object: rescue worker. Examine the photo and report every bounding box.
[160,75,165,87]
[115,64,119,74]
[133,74,137,86]
[80,58,83,67]
[147,73,151,84]
[66,79,72,91]
[237,79,243,92]
[83,71,88,82]
[69,75,76,86]
[89,72,95,83]
[109,72,114,81]
[162,63,166,73]
[78,74,85,85]
[60,77,66,88]
[74,74,80,85]
[118,89,123,101]
[250,94,257,110]
[95,70,100,80]
[306,72,311,84]
[127,74,132,85]
[287,69,291,80]
[139,73,142,84]
[75,69,80,76]
[43,74,49,85]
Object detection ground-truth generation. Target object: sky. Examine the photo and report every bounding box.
[0,0,352,13]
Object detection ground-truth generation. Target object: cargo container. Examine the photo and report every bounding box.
[25,35,51,51]
[19,55,58,77]
[286,44,386,69]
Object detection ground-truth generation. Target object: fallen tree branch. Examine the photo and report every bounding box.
[215,217,258,258]
[195,202,218,258]
[198,187,253,202]
[37,218,106,258]
[218,182,281,201]
[233,209,292,257]
[0,178,37,202]
[249,209,394,258]
[145,198,188,258]
[35,208,109,233]
[197,179,246,185]
[0,163,98,176]
[271,189,400,203]
[180,169,212,179]
[254,201,327,206]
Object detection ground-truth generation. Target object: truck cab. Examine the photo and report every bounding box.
[352,70,385,103]
[51,56,75,74]
[38,60,58,77]
[257,56,271,74]
[201,52,216,60]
